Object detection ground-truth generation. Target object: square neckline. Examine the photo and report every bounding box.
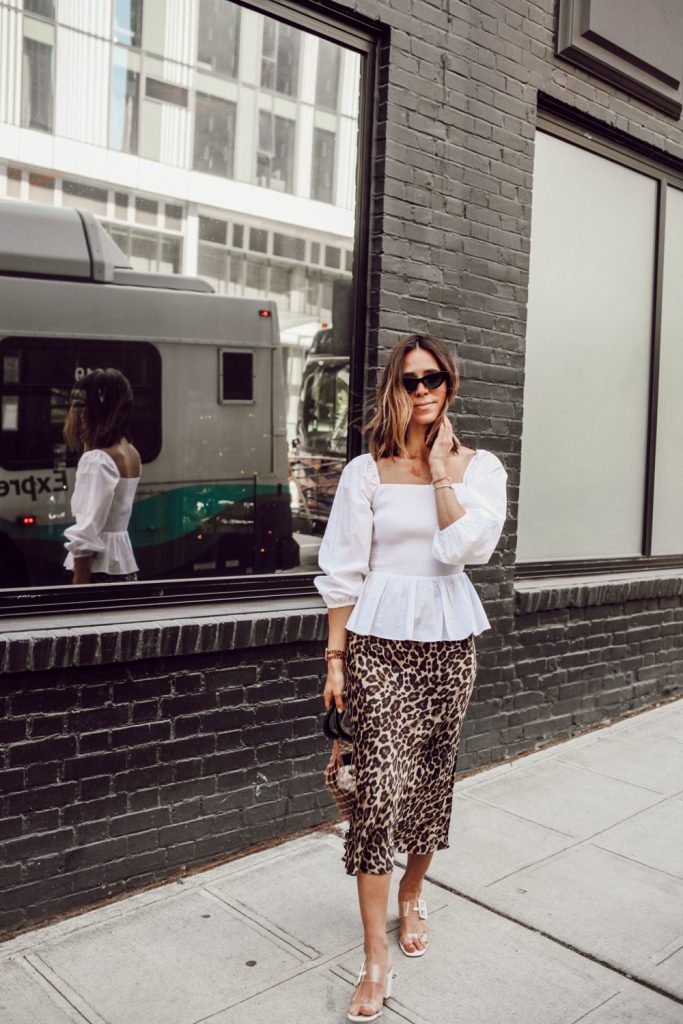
[373,448,481,487]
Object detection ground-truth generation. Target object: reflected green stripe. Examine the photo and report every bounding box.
[1,482,284,549]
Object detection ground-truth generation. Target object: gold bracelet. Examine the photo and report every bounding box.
[433,482,452,490]
[432,475,452,485]
[325,648,346,662]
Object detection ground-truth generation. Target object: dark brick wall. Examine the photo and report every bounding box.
[0,642,335,935]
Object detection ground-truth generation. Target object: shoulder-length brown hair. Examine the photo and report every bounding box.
[63,368,134,453]
[363,334,460,459]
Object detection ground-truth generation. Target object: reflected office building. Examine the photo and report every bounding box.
[0,0,359,584]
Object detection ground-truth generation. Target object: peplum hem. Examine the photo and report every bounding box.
[64,531,138,575]
[346,569,490,642]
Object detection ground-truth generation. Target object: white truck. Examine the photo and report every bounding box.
[0,200,298,587]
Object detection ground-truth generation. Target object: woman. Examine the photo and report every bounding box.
[315,334,507,1021]
[63,368,141,584]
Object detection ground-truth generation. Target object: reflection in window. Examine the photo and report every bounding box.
[115,0,143,47]
[135,196,158,226]
[221,351,253,402]
[197,0,241,77]
[22,36,53,132]
[28,172,55,203]
[316,39,341,110]
[62,181,108,215]
[261,19,300,96]
[145,78,188,107]
[194,93,236,177]
[256,112,295,193]
[110,50,140,153]
[24,0,55,18]
[106,224,182,274]
[311,128,335,203]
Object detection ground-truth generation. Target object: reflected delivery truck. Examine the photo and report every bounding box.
[0,200,298,587]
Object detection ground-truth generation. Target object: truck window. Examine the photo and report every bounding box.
[0,338,162,470]
[220,350,253,402]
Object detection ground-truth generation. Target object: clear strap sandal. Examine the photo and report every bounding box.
[346,960,394,1022]
[398,896,429,958]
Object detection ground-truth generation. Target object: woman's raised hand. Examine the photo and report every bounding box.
[428,417,454,477]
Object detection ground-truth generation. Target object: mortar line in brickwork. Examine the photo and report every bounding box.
[406,871,683,1009]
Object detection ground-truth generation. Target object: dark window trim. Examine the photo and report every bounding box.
[5,0,379,615]
[518,102,683,580]
[0,571,320,619]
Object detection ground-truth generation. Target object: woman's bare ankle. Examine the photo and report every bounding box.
[363,934,390,965]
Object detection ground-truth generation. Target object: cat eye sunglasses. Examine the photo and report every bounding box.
[402,370,449,394]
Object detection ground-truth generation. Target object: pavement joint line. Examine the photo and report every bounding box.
[198,887,314,963]
[412,870,683,1009]
[553,755,671,794]
[588,839,683,887]
[566,990,623,1024]
[481,790,683,888]
[456,790,577,837]
[478,791,681,887]
[459,792,576,836]
[201,886,320,960]
[24,951,107,1024]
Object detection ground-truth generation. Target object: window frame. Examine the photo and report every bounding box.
[517,100,683,579]
[0,0,378,617]
[219,348,255,405]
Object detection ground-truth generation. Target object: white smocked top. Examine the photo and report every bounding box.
[64,449,140,575]
[314,449,507,642]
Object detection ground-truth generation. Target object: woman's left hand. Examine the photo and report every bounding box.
[429,417,454,478]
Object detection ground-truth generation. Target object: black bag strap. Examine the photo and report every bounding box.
[323,705,353,743]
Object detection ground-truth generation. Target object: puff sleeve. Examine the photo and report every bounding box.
[314,454,377,608]
[64,450,119,558]
[432,452,507,566]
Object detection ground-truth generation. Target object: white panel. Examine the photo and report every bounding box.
[166,0,197,66]
[651,186,683,554]
[55,27,109,146]
[340,50,361,120]
[517,132,657,561]
[0,7,22,125]
[159,103,190,167]
[58,0,112,36]
[337,115,356,211]
[295,103,313,200]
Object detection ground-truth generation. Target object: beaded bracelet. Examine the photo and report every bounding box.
[325,648,346,662]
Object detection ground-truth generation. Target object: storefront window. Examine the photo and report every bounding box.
[0,2,367,597]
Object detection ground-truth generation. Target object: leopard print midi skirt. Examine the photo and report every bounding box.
[343,630,477,876]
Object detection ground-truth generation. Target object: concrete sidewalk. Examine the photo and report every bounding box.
[2,698,683,1024]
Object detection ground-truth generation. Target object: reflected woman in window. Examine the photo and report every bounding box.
[63,368,141,584]
[315,335,507,1021]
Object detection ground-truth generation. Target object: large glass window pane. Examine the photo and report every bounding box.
[651,186,683,555]
[115,0,143,47]
[315,39,341,110]
[24,0,55,19]
[193,93,236,177]
[256,113,294,192]
[197,0,240,77]
[63,180,108,215]
[261,20,299,96]
[311,128,335,203]
[517,131,657,561]
[110,49,140,153]
[0,6,362,593]
[21,36,53,132]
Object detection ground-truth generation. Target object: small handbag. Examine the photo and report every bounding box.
[322,705,356,820]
